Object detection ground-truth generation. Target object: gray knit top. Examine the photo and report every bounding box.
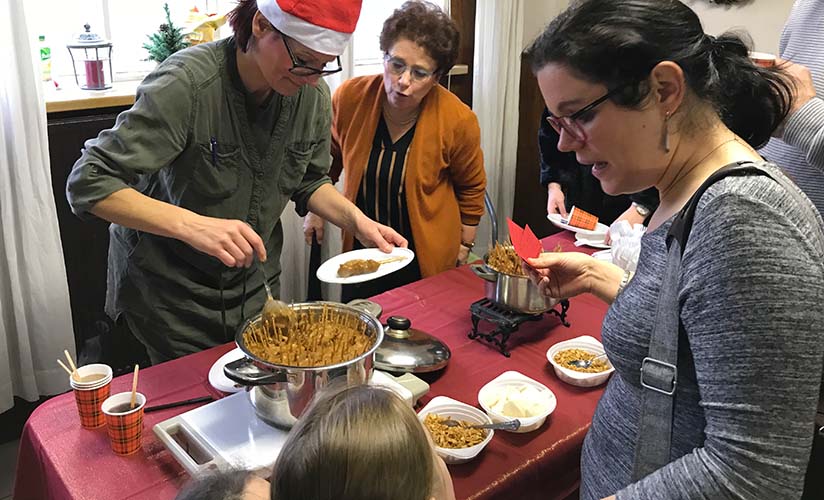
[581,162,824,499]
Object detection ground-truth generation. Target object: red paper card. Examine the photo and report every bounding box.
[507,218,543,260]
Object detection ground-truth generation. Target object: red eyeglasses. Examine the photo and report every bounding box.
[546,84,629,143]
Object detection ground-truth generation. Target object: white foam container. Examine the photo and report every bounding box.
[477,371,557,433]
[418,396,494,464]
[546,335,615,387]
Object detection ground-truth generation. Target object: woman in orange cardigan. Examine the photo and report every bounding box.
[304,1,487,300]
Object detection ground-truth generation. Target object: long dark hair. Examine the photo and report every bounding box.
[524,0,793,148]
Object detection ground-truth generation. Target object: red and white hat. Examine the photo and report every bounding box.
[257,0,363,56]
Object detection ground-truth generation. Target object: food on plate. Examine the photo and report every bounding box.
[423,413,486,449]
[338,259,381,277]
[244,304,374,367]
[337,256,407,278]
[554,348,610,373]
[480,384,550,418]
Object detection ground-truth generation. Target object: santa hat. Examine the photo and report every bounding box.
[257,0,362,56]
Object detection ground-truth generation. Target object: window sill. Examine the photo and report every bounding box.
[44,79,140,113]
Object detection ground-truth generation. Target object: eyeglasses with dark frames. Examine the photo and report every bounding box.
[266,23,342,77]
[546,83,630,143]
[383,54,436,82]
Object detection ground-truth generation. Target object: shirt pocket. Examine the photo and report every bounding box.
[191,142,241,199]
[279,141,316,194]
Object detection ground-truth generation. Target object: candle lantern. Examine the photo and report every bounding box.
[67,24,113,90]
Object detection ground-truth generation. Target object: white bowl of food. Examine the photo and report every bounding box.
[547,335,614,387]
[418,396,494,464]
[477,371,556,433]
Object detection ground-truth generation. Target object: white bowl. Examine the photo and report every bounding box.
[418,396,494,464]
[477,371,556,433]
[546,336,615,387]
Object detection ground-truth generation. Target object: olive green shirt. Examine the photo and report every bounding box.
[66,37,332,360]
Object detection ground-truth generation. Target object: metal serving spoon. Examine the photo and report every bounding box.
[567,352,608,370]
[443,419,521,431]
[258,259,295,328]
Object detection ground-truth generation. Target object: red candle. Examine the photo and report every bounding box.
[84,60,105,89]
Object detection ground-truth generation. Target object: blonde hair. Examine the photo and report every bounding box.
[271,385,434,500]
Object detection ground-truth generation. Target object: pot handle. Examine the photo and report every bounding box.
[470,264,498,283]
[223,357,287,386]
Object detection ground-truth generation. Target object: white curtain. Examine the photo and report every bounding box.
[472,0,524,250]
[278,45,354,303]
[0,0,75,413]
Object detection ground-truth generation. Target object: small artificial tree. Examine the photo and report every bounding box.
[143,3,189,63]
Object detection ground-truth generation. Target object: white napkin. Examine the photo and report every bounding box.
[608,220,646,272]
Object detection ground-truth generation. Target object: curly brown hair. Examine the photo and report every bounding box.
[379,1,460,75]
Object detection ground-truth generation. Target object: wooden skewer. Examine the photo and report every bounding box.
[64,350,79,381]
[57,359,74,378]
[130,364,139,410]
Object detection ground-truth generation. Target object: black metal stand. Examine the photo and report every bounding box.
[468,298,570,357]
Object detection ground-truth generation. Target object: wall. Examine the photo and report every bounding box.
[688,0,795,53]
[522,0,568,49]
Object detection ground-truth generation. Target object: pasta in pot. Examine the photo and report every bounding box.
[243,304,375,367]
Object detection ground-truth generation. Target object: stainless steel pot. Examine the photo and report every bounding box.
[223,302,384,429]
[470,263,559,314]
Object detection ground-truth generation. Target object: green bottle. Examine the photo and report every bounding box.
[39,35,52,81]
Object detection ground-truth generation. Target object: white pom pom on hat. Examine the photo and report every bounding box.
[257,0,363,56]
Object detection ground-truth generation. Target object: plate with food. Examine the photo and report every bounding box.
[316,247,415,284]
[546,213,609,238]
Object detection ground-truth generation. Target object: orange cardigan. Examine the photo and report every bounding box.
[331,75,487,278]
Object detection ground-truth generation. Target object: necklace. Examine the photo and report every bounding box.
[660,137,738,199]
[383,104,420,128]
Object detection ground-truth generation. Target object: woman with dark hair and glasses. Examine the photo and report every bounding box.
[303,0,486,300]
[522,0,824,499]
[66,0,407,364]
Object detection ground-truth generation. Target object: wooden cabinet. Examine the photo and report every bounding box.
[47,106,129,358]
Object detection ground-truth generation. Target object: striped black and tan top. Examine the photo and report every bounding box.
[356,116,416,243]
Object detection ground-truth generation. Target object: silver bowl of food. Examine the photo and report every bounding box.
[223,302,383,428]
[470,244,559,314]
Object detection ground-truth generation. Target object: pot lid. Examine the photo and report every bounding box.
[374,316,450,373]
[68,24,112,48]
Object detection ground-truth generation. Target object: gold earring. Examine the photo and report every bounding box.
[662,111,671,153]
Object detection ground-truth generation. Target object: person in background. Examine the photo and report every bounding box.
[303,0,486,301]
[540,107,659,227]
[175,469,269,500]
[271,384,455,500]
[760,0,824,216]
[523,0,824,498]
[66,0,406,364]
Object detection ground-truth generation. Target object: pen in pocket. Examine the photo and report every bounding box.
[210,137,218,166]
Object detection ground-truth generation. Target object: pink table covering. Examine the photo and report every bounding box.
[14,232,608,500]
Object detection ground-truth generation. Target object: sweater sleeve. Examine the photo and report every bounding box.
[449,109,487,226]
[781,96,824,172]
[617,187,824,500]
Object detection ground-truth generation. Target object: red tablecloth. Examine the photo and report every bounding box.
[14,232,608,500]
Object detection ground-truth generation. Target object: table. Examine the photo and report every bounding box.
[14,232,609,500]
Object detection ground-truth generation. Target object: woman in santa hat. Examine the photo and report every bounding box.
[66,0,405,364]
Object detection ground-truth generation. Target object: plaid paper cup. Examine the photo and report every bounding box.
[102,392,146,456]
[567,206,599,231]
[69,364,113,429]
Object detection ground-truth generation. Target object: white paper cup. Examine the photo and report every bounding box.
[69,363,113,390]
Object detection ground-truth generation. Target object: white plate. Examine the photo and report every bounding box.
[316,247,415,284]
[575,232,611,249]
[208,347,245,393]
[547,213,609,238]
[591,249,612,263]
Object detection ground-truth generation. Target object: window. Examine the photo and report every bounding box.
[29,0,229,83]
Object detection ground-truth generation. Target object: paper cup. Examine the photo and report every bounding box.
[102,392,146,456]
[70,364,113,429]
[749,51,776,68]
[567,206,599,231]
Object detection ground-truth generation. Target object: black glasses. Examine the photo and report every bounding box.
[546,84,628,143]
[383,54,435,82]
[279,31,342,77]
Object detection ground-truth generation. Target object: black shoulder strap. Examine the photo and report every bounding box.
[666,161,771,254]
